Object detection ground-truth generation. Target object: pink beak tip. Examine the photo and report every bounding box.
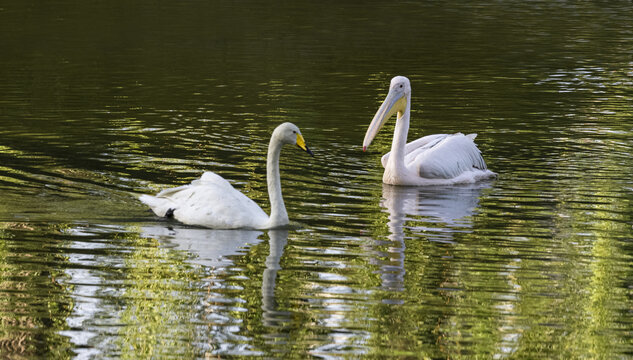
[362,146,367,152]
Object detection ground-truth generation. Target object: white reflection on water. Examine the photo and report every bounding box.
[381,182,491,227]
[141,226,293,355]
[375,183,491,297]
[261,230,291,328]
[143,226,265,356]
[60,241,110,360]
[61,225,130,360]
[140,226,263,268]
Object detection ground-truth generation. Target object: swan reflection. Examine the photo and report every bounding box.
[375,182,491,295]
[261,230,290,327]
[140,226,264,267]
[140,226,290,328]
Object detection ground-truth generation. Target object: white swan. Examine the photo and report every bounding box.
[139,122,313,229]
[363,76,496,185]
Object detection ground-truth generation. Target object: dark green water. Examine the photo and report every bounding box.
[1,1,633,358]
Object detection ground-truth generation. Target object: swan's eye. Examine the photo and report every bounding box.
[399,84,403,88]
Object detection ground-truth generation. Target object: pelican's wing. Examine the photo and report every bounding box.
[380,134,451,168]
[140,171,268,229]
[406,133,487,179]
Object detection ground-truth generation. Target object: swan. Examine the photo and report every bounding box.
[139,122,313,229]
[363,76,496,185]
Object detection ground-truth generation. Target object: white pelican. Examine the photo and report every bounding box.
[363,76,496,185]
[140,122,313,229]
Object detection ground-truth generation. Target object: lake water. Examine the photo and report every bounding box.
[1,1,632,358]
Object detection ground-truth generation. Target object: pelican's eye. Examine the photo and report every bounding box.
[399,84,403,88]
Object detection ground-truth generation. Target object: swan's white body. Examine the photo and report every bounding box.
[363,76,496,186]
[140,122,312,229]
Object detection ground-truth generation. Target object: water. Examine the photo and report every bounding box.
[1,1,633,358]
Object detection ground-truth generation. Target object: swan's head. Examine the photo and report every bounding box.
[274,122,314,156]
[363,76,411,151]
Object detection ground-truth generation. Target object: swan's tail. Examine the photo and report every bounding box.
[139,194,174,217]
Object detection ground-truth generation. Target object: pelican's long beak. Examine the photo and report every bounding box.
[362,88,406,152]
[296,133,314,156]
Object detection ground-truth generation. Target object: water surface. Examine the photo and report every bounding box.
[1,1,633,358]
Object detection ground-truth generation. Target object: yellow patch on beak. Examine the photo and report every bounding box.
[296,133,314,156]
[296,133,307,151]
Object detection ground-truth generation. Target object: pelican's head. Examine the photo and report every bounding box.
[274,122,314,156]
[363,76,411,151]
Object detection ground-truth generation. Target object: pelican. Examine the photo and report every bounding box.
[140,122,313,229]
[363,76,496,185]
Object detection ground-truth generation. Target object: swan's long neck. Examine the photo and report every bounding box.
[388,93,411,173]
[265,135,288,228]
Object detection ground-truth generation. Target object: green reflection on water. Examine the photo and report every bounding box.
[116,230,201,359]
[0,223,73,359]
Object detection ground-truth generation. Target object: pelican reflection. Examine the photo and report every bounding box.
[375,182,491,295]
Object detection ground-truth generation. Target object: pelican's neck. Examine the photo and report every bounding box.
[265,135,288,228]
[389,93,411,172]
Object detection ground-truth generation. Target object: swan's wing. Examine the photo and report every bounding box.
[196,171,234,187]
[380,134,450,168]
[170,181,268,229]
[407,133,488,179]
[141,172,233,216]
[140,171,268,229]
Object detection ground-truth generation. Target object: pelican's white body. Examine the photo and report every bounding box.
[140,122,311,229]
[364,76,495,186]
[380,132,494,185]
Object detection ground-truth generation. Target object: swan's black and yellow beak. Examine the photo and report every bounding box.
[296,133,314,156]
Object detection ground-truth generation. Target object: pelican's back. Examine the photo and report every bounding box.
[409,133,487,179]
[390,133,487,179]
